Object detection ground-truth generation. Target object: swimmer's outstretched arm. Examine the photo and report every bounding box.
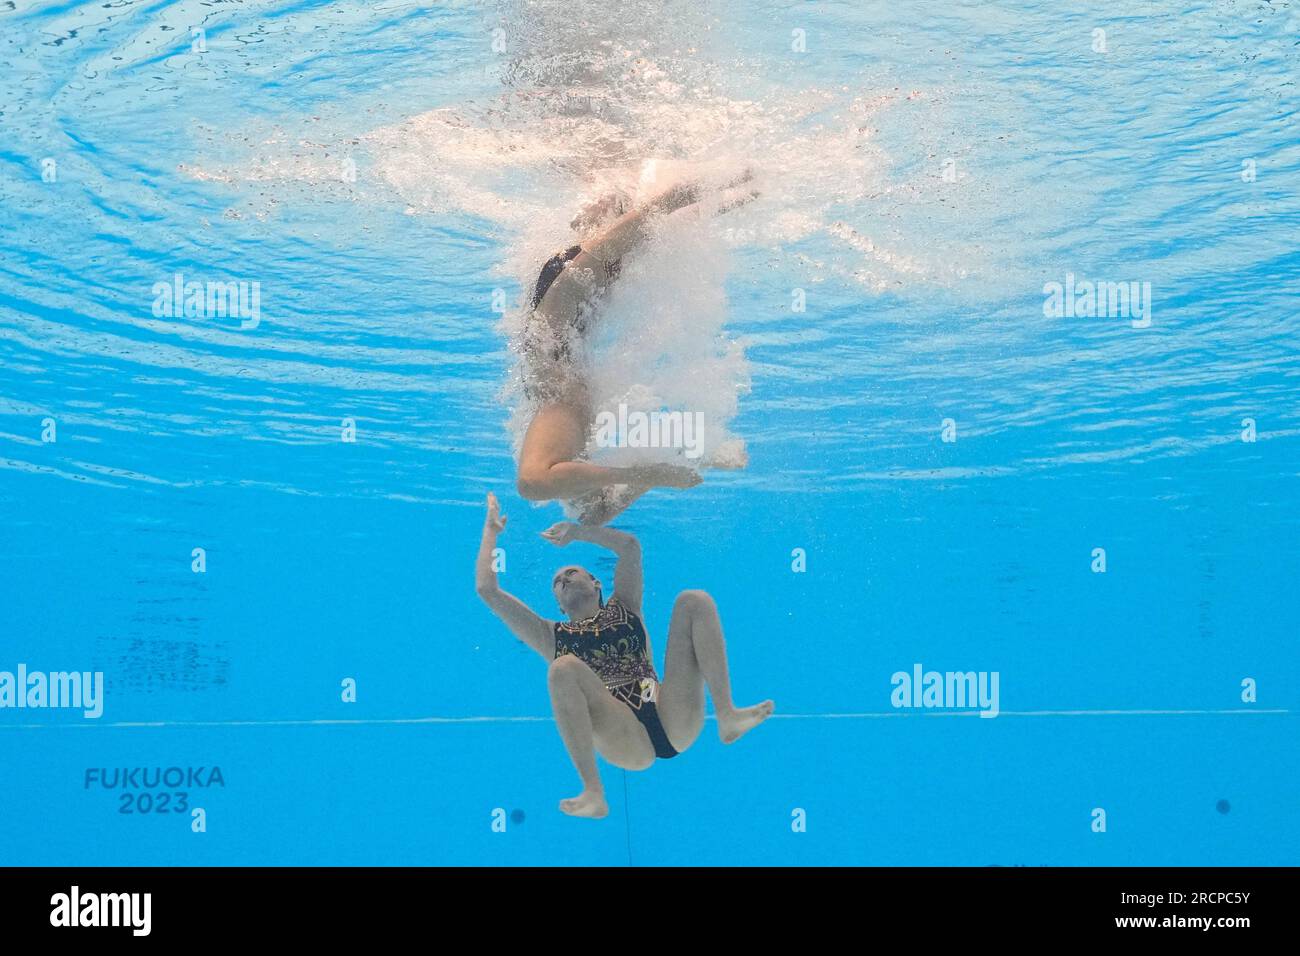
[475,493,555,660]
[541,523,642,613]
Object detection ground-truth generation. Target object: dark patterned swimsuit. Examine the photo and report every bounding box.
[553,598,679,759]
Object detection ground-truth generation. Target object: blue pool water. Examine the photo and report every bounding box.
[1,0,1298,866]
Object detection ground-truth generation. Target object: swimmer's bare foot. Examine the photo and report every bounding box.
[702,439,748,471]
[717,700,775,744]
[559,788,609,819]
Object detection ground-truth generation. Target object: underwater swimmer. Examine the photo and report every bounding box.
[515,166,758,525]
[475,492,775,819]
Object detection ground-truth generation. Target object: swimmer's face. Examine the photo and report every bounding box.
[552,565,601,613]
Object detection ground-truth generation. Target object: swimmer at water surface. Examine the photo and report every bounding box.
[475,492,774,819]
[515,165,758,524]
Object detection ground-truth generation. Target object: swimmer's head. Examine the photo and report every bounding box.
[552,564,603,616]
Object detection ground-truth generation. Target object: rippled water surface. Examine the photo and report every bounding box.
[1,0,1297,865]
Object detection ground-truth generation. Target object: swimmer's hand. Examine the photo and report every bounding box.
[540,522,580,547]
[484,492,507,535]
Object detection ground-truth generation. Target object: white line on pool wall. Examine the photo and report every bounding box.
[0,708,1289,730]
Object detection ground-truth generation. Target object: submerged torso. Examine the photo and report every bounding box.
[553,598,660,708]
[521,245,622,407]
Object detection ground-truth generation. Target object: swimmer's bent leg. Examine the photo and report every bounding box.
[516,403,699,505]
[656,590,775,751]
[517,403,614,501]
[547,656,654,819]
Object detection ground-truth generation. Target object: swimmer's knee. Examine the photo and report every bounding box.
[674,589,715,616]
[547,655,586,685]
[547,656,593,696]
[517,462,553,500]
[516,476,543,500]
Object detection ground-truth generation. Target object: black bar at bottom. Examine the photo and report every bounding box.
[0,866,1291,941]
